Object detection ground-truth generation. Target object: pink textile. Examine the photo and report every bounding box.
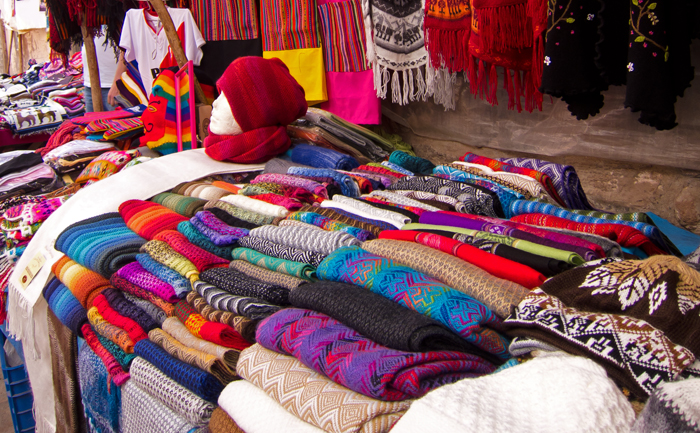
[320,71,381,125]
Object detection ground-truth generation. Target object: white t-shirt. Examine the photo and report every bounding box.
[81,28,120,88]
[119,8,205,96]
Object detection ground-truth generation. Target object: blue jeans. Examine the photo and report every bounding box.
[84,88,115,113]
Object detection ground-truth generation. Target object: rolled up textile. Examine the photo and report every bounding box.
[87,306,135,353]
[538,226,624,258]
[129,356,216,426]
[193,280,282,320]
[290,281,483,355]
[209,407,245,433]
[219,380,324,433]
[55,212,145,278]
[379,231,546,289]
[355,165,406,179]
[287,167,361,197]
[151,192,206,217]
[135,253,191,298]
[404,222,586,266]
[116,261,179,302]
[538,255,700,357]
[174,300,251,350]
[153,230,229,272]
[381,161,415,176]
[290,143,360,171]
[451,233,573,277]
[238,344,410,433]
[356,197,421,222]
[232,247,317,280]
[389,354,635,433]
[317,246,394,288]
[257,308,496,401]
[43,277,89,336]
[509,200,670,253]
[186,292,258,343]
[119,200,189,240]
[204,200,276,226]
[388,150,434,174]
[459,152,564,206]
[80,323,130,386]
[220,194,289,218]
[162,316,242,366]
[93,293,148,343]
[497,155,593,210]
[244,193,304,211]
[512,213,667,257]
[200,267,291,305]
[133,339,224,402]
[52,255,111,308]
[362,240,529,319]
[172,182,230,201]
[503,289,693,397]
[206,206,262,230]
[95,333,136,371]
[120,381,202,433]
[331,195,412,227]
[420,212,597,262]
[249,224,361,256]
[229,260,307,290]
[386,176,503,218]
[387,190,459,212]
[278,219,326,232]
[255,182,324,205]
[251,173,329,198]
[369,190,442,212]
[123,292,168,325]
[299,205,386,235]
[441,162,545,199]
[101,288,158,333]
[285,211,374,241]
[237,236,326,267]
[191,210,250,245]
[140,240,199,281]
[431,167,524,215]
[178,221,234,259]
[371,266,510,361]
[149,328,238,384]
[110,273,175,316]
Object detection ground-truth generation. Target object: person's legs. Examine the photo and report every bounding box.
[83,88,94,112]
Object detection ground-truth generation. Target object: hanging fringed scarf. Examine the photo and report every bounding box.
[466,0,545,112]
[424,0,471,73]
[362,0,457,109]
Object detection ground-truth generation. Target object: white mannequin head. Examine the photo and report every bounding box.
[209,93,242,135]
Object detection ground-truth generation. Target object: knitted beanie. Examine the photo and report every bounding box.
[119,200,189,241]
[217,57,307,132]
[204,57,307,164]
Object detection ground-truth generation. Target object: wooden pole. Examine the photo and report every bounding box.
[148,0,207,105]
[80,15,103,112]
[0,21,8,75]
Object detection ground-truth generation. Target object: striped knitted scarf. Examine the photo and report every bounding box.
[200,267,291,306]
[174,299,251,350]
[186,292,258,343]
[192,280,282,320]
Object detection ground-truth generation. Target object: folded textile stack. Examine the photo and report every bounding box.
[35,142,700,433]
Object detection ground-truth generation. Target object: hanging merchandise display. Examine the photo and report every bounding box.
[317,0,381,124]
[119,7,206,96]
[261,0,328,105]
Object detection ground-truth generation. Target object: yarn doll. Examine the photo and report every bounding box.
[203,57,308,164]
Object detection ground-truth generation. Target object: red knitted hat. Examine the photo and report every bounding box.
[216,57,307,132]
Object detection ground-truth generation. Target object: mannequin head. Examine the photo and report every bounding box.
[209,93,242,135]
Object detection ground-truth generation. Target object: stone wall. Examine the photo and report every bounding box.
[397,126,700,235]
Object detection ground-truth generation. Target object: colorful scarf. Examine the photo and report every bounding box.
[237,235,326,267]
[249,223,361,255]
[177,221,235,259]
[92,294,148,344]
[153,230,230,271]
[52,255,111,308]
[204,200,275,226]
[77,343,122,433]
[288,166,361,197]
[290,280,481,354]
[379,230,546,289]
[119,200,189,241]
[187,292,258,343]
[187,0,258,41]
[133,339,225,402]
[174,300,251,350]
[231,247,317,280]
[81,323,130,385]
[512,213,667,257]
[140,240,200,282]
[200,267,291,306]
[116,261,180,303]
[363,239,529,319]
[101,288,158,334]
[298,204,386,235]
[120,380,200,433]
[163,316,245,365]
[135,253,191,298]
[257,308,496,401]
[110,273,176,317]
[229,260,307,290]
[151,193,207,217]
[238,344,410,433]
